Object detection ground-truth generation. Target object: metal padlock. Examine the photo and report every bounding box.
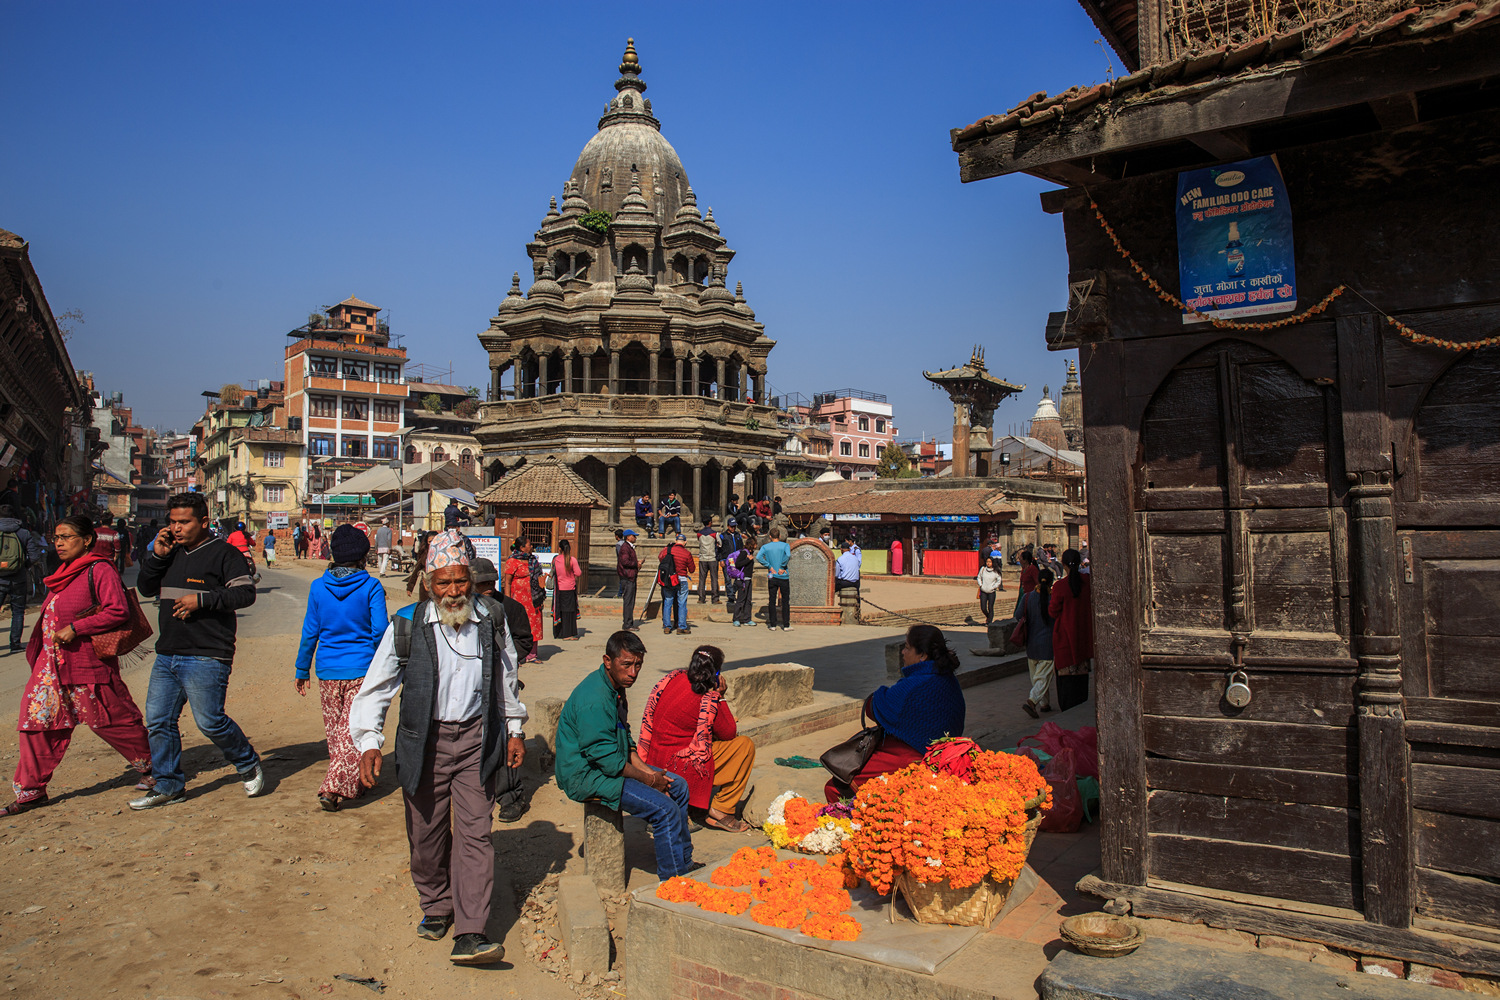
[1225,670,1252,708]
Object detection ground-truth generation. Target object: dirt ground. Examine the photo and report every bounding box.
[0,565,606,1000]
[0,558,1047,1000]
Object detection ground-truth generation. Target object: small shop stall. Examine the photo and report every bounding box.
[476,458,607,583]
[785,482,1019,578]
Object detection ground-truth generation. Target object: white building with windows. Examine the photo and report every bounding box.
[807,389,897,480]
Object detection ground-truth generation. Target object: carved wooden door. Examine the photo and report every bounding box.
[1399,351,1500,933]
[1135,340,1360,911]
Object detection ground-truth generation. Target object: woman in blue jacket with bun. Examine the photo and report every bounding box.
[295,524,388,811]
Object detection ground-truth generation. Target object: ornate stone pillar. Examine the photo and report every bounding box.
[752,370,763,403]
[719,465,730,517]
[582,353,592,394]
[514,360,524,399]
[691,464,703,524]
[716,357,727,401]
[537,353,549,396]
[691,358,701,397]
[609,349,620,395]
[606,461,618,526]
[951,400,972,478]
[649,350,659,396]
[650,463,660,509]
[563,352,574,394]
[767,465,778,505]
[491,365,503,401]
[675,357,684,396]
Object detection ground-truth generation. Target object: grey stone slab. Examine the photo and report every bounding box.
[583,800,626,895]
[632,848,1030,975]
[556,874,611,979]
[1041,938,1462,1000]
[724,662,814,717]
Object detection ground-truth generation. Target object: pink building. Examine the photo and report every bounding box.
[809,389,897,480]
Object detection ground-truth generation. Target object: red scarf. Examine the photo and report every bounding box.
[44,553,109,596]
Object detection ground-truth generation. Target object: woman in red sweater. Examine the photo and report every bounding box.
[6,515,153,815]
[638,644,755,832]
[1047,548,1094,711]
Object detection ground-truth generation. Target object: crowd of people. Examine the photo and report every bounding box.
[0,485,1096,968]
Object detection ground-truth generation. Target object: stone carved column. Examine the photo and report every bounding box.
[650,463,660,510]
[716,357,727,401]
[691,358,701,397]
[609,349,620,395]
[719,466,730,517]
[606,461,618,526]
[582,354,592,394]
[563,353,573,394]
[537,353,549,396]
[649,351,659,396]
[691,464,702,524]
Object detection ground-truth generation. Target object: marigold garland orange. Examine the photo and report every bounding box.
[848,755,1043,895]
[657,850,862,941]
[800,913,862,941]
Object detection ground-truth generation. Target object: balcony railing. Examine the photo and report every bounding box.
[481,393,778,424]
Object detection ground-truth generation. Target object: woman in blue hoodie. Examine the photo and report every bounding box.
[295,524,387,810]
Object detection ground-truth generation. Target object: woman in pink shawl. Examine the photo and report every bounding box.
[5,515,152,815]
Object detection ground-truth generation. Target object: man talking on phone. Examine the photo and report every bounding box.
[130,492,263,808]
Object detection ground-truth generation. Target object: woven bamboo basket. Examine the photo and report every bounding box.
[893,798,1045,927]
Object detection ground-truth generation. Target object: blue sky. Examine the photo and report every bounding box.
[5,2,1113,439]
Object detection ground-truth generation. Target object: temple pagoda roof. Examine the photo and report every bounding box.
[923,346,1025,394]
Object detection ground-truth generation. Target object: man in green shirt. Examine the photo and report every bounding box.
[555,631,696,879]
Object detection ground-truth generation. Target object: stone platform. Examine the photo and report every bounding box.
[627,848,1045,999]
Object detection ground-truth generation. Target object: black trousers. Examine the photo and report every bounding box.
[978,590,996,622]
[766,577,790,628]
[621,576,637,627]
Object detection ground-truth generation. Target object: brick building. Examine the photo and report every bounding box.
[283,296,408,502]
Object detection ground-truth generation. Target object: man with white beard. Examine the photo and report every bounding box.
[349,529,526,965]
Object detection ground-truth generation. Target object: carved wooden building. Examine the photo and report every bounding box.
[952,0,1500,975]
[474,40,782,526]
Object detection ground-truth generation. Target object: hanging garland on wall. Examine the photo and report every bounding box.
[1089,200,1498,351]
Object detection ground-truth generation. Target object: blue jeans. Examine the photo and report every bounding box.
[145,654,260,796]
[658,515,680,536]
[620,769,693,879]
[662,580,690,630]
[0,573,25,650]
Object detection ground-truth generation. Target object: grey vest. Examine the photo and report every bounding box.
[392,601,510,797]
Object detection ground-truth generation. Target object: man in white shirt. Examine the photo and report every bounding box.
[349,529,525,965]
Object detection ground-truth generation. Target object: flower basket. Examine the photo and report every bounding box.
[846,741,1052,924]
[894,869,1017,926]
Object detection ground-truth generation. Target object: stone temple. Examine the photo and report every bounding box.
[474,39,783,527]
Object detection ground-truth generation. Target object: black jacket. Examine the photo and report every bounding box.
[136,536,257,661]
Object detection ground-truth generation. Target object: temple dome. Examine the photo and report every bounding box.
[567,40,691,221]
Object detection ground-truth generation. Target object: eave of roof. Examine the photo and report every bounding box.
[952,2,1500,181]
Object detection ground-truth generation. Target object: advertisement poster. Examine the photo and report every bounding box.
[1176,155,1296,324]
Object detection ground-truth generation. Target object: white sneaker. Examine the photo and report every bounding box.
[243,764,266,797]
[781,626,794,632]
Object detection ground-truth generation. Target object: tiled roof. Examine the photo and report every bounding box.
[334,295,379,311]
[475,458,607,508]
[779,480,1016,517]
[953,1,1500,145]
[0,228,24,249]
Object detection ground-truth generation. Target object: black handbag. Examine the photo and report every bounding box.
[820,708,884,787]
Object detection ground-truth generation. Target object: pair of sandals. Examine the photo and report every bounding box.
[1022,700,1054,719]
[698,811,753,833]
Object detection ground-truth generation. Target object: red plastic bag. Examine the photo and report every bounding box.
[1020,723,1099,780]
[1039,747,1083,833]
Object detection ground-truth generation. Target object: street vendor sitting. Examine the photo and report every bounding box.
[556,630,698,880]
